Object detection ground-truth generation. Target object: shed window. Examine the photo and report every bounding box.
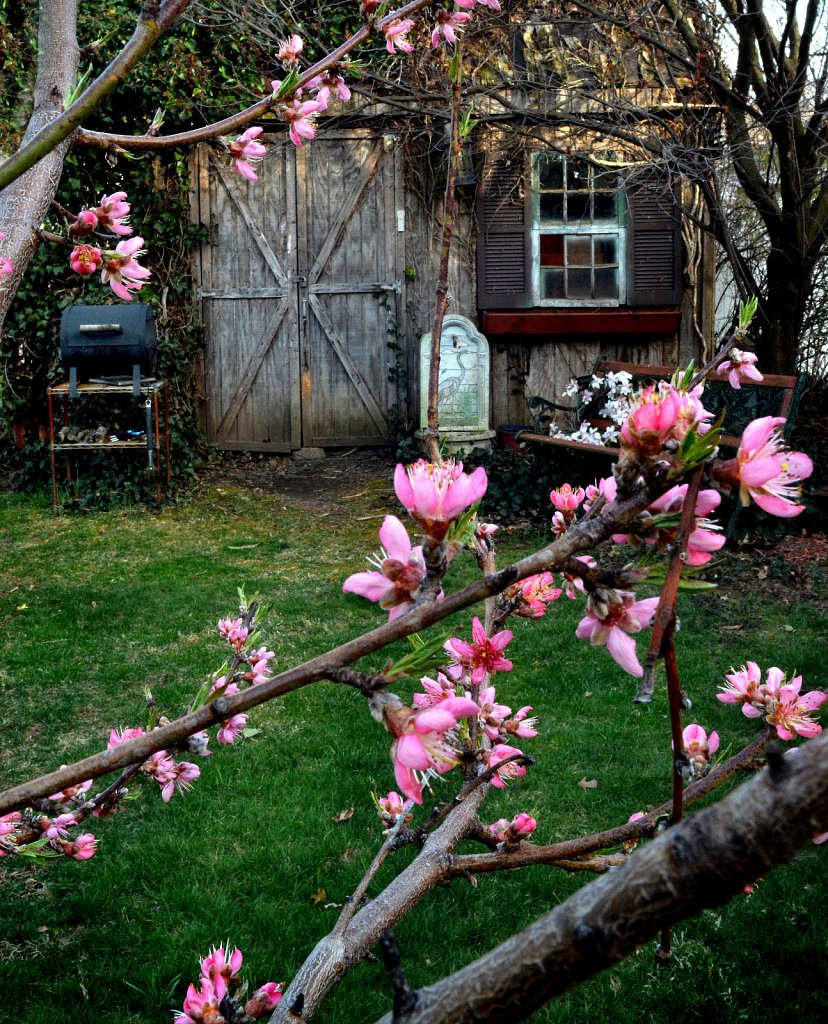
[476,148,682,312]
[534,153,624,305]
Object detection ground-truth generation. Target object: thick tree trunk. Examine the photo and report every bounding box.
[0,0,79,335]
[756,246,812,376]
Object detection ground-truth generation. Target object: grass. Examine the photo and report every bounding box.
[0,481,827,1024]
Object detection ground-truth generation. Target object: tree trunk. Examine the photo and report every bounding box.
[0,1,79,335]
[756,245,812,376]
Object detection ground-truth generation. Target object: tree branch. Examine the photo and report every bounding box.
[373,729,828,1024]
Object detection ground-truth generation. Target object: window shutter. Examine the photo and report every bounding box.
[625,168,683,306]
[476,151,532,309]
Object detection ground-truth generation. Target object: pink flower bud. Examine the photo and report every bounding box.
[69,833,97,860]
[244,982,283,1017]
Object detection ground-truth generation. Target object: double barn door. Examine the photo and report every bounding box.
[194,132,403,450]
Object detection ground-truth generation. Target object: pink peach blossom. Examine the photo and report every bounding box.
[0,811,21,838]
[736,416,813,517]
[485,743,526,789]
[576,591,660,677]
[550,482,585,513]
[503,705,538,740]
[343,515,427,620]
[762,670,826,740]
[510,572,562,617]
[307,71,351,106]
[718,662,826,739]
[717,661,765,716]
[218,616,249,650]
[228,126,267,181]
[177,976,222,1024]
[100,236,151,301]
[562,555,596,600]
[476,684,512,740]
[394,458,488,540]
[93,191,132,235]
[489,812,536,844]
[717,348,763,389]
[375,692,479,804]
[50,767,93,803]
[107,725,145,748]
[201,944,243,1000]
[681,723,719,774]
[217,714,248,745]
[278,97,324,147]
[384,18,416,53]
[444,616,513,684]
[159,760,201,803]
[412,672,459,709]
[43,812,78,840]
[70,244,103,275]
[276,33,303,64]
[431,10,470,47]
[71,209,98,236]
[620,383,712,456]
[605,478,725,566]
[376,790,408,821]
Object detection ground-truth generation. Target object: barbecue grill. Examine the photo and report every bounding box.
[60,303,157,396]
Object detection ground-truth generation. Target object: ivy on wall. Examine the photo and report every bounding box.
[0,1,276,501]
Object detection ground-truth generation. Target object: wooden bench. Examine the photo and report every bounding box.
[498,359,806,462]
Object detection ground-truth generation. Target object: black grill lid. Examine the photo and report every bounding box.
[60,303,158,376]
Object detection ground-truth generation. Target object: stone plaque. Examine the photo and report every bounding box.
[419,315,492,441]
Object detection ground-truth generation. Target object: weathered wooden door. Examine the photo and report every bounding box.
[193,131,402,451]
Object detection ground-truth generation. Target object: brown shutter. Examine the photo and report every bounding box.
[625,168,683,306]
[476,150,533,309]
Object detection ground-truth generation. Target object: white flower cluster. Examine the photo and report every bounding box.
[552,370,633,446]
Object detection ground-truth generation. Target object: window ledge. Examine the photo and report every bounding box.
[481,308,681,337]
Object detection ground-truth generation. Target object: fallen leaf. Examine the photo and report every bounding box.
[721,625,743,631]
[782,624,795,632]
[757,566,769,580]
[16,604,27,611]
[332,806,355,822]
[311,888,327,905]
[583,691,593,698]
[578,777,598,790]
[242,727,262,739]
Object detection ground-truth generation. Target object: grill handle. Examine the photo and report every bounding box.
[79,323,123,333]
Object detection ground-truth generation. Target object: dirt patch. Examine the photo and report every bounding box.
[712,533,828,615]
[197,448,398,511]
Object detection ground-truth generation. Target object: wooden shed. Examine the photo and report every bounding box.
[190,118,714,452]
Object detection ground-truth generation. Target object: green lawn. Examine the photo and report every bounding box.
[1,482,826,1024]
